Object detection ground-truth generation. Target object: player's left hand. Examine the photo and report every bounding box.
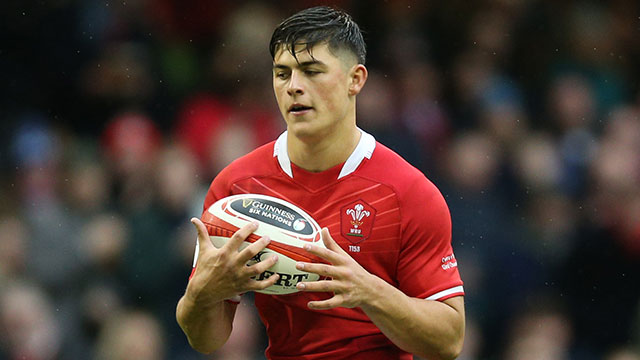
[296,228,379,310]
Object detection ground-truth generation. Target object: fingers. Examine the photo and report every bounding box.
[237,235,271,264]
[296,261,337,278]
[300,228,348,264]
[244,253,279,277]
[320,228,346,255]
[307,297,342,310]
[296,278,335,292]
[303,246,342,266]
[247,271,280,292]
[296,279,348,310]
[224,221,259,252]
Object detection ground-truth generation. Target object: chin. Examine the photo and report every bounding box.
[287,121,322,141]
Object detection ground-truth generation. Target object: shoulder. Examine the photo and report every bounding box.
[203,141,277,210]
[361,142,450,229]
[218,141,276,179]
[363,142,442,199]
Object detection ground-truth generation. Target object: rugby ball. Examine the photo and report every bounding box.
[201,194,325,295]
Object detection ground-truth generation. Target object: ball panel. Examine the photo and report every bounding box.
[204,220,324,263]
[266,241,325,263]
[201,194,326,295]
[202,215,262,243]
[213,194,323,246]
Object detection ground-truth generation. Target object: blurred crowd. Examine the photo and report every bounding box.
[1,0,639,359]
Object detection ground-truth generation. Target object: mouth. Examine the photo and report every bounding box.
[288,104,313,114]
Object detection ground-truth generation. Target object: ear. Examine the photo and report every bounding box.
[348,64,368,96]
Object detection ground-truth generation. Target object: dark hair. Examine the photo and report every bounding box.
[269,6,366,65]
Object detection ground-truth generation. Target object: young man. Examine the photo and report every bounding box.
[176,6,465,360]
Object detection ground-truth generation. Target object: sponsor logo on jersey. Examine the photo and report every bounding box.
[341,200,376,243]
[441,253,458,270]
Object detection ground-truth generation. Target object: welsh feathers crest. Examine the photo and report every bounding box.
[341,200,376,244]
[346,203,370,230]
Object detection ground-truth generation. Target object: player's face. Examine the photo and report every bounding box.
[272,43,359,140]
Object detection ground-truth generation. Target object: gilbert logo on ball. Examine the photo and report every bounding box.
[201,194,324,295]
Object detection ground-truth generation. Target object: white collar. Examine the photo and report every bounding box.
[273,128,376,179]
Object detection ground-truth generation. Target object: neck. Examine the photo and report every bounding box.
[287,123,361,173]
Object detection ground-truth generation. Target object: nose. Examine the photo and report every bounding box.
[286,71,304,96]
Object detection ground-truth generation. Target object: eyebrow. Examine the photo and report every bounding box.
[273,59,327,70]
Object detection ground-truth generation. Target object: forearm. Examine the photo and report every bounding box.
[176,289,237,354]
[360,277,465,360]
[177,218,278,353]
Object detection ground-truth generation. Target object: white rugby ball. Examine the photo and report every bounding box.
[201,194,325,295]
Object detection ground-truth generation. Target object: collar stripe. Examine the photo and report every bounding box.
[273,128,376,179]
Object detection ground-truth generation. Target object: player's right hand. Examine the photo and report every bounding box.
[186,218,280,304]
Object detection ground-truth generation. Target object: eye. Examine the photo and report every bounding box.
[304,69,320,76]
[275,71,290,80]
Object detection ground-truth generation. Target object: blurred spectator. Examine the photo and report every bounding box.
[120,142,202,355]
[81,41,155,102]
[0,217,28,282]
[560,121,640,355]
[210,2,280,86]
[503,308,573,360]
[174,94,233,173]
[513,131,563,193]
[548,73,596,132]
[101,111,162,211]
[358,72,423,168]
[62,143,112,215]
[147,0,232,42]
[451,49,496,127]
[560,2,627,115]
[0,280,62,360]
[478,75,528,150]
[9,118,87,301]
[512,132,578,264]
[397,60,450,168]
[547,73,600,198]
[154,143,200,215]
[10,113,62,205]
[80,213,129,273]
[94,310,165,360]
[442,130,501,193]
[606,348,640,360]
[174,92,282,177]
[440,130,546,356]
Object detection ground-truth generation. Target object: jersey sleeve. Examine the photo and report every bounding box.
[396,176,464,301]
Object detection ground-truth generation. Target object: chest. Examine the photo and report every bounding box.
[231,176,403,284]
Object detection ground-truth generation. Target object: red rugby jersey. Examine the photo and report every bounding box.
[198,129,464,360]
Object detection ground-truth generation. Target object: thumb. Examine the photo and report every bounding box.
[191,217,213,254]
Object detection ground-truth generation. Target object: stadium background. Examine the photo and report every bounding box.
[1,0,639,359]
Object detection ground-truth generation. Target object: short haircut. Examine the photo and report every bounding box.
[269,6,366,65]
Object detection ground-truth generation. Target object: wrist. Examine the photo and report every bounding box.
[185,281,223,309]
[359,274,394,312]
